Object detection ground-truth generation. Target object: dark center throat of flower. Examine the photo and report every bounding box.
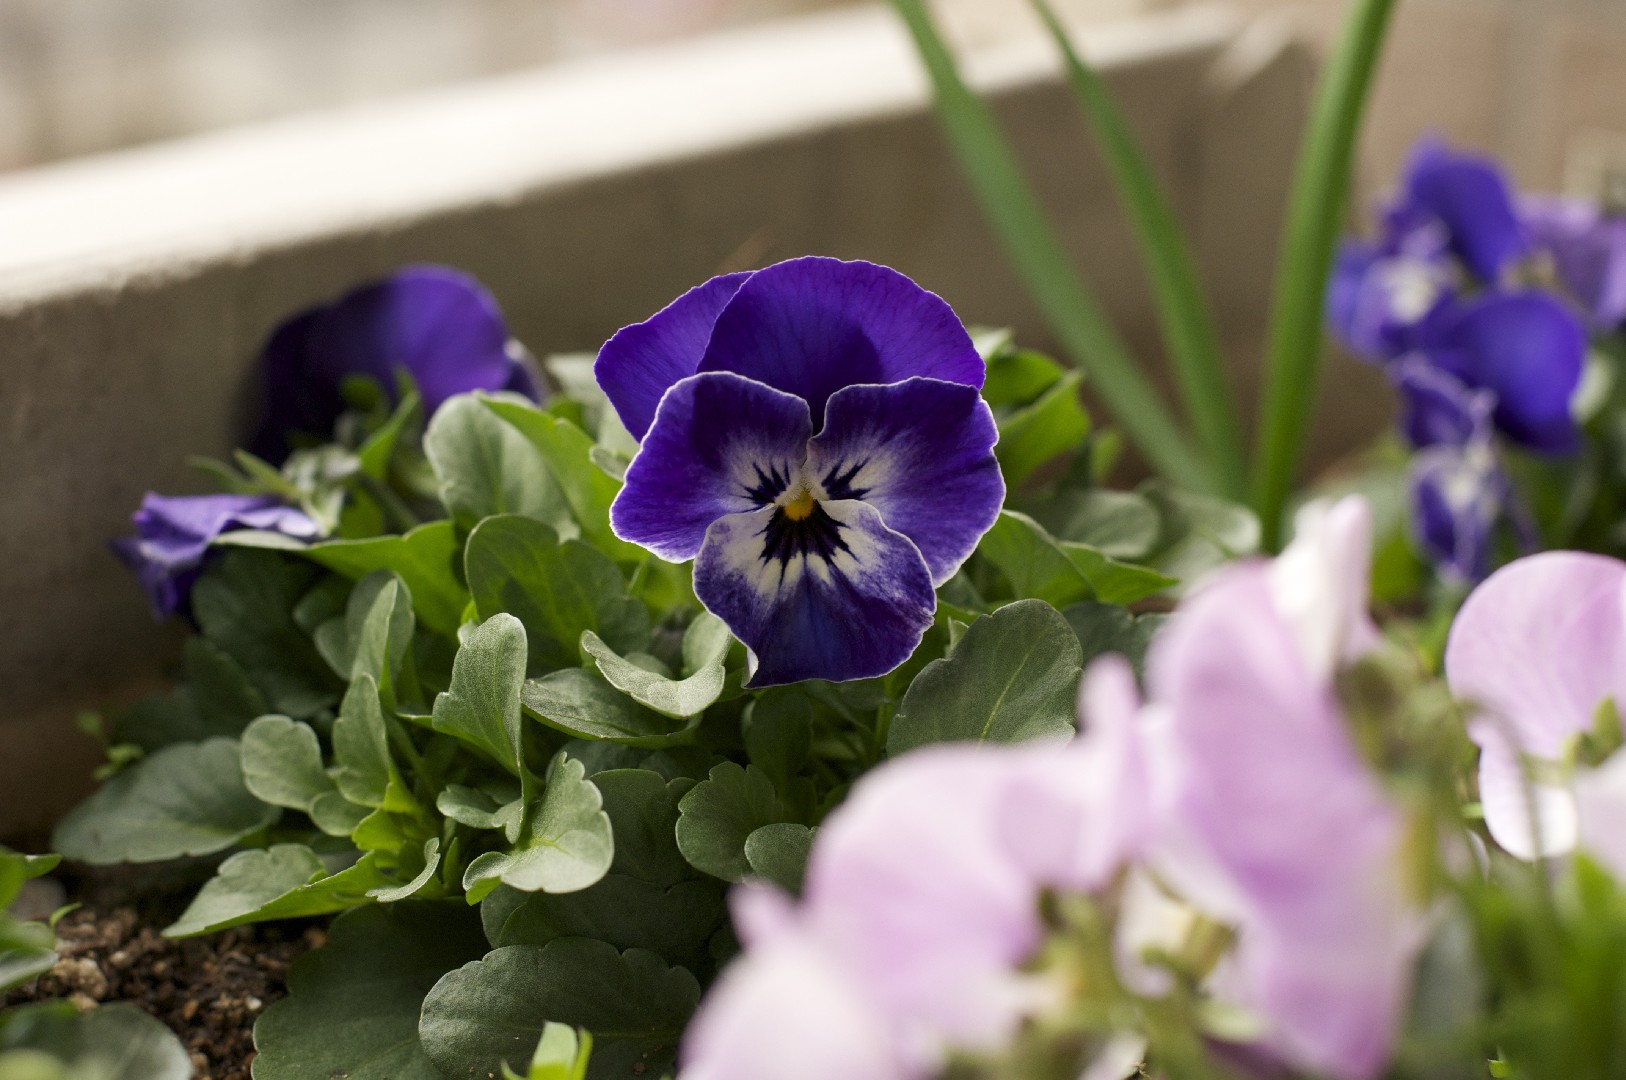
[761,500,851,568]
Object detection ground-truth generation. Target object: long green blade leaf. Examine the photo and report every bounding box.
[1029,0,1247,500]
[888,0,1211,492]
[1250,0,1399,546]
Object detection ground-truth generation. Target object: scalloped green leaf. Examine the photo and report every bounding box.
[674,763,789,883]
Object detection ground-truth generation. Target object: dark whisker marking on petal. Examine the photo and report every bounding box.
[759,502,852,569]
[821,458,871,501]
[743,461,792,505]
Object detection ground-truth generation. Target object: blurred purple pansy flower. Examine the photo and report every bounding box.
[1327,235,1455,364]
[1390,139,1527,284]
[597,257,1003,686]
[1409,438,1511,586]
[112,493,320,619]
[1523,195,1626,332]
[1445,551,1626,862]
[252,265,539,461]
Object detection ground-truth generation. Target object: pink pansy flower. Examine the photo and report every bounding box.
[1445,551,1626,863]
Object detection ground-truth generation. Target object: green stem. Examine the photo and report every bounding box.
[1030,0,1248,500]
[889,0,1212,492]
[1250,0,1400,547]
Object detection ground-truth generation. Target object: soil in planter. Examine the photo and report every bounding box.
[2,905,322,1080]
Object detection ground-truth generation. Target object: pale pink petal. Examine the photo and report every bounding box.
[1270,495,1381,679]
[1574,750,1626,878]
[1470,717,1579,859]
[1445,551,1626,759]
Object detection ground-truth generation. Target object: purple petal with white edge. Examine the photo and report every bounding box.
[595,271,753,440]
[801,745,1055,1055]
[697,258,984,428]
[1270,496,1382,681]
[805,379,1003,585]
[610,373,812,561]
[1523,195,1626,331]
[1391,357,1496,450]
[253,265,531,460]
[113,493,320,619]
[1326,241,1455,363]
[1409,443,1505,585]
[1401,140,1527,282]
[1422,291,1585,455]
[1575,750,1626,880]
[1445,551,1626,761]
[1148,564,1416,1079]
[694,499,936,686]
[680,929,915,1080]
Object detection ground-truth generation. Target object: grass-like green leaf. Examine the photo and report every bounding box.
[886,0,1209,490]
[1249,0,1400,545]
[1030,0,1246,499]
[887,599,1081,754]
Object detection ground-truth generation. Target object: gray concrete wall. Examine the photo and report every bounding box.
[0,4,1332,835]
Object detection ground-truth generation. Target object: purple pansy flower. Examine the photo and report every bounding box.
[112,493,321,619]
[1327,235,1455,364]
[596,257,1003,686]
[1409,441,1510,586]
[1391,139,1526,284]
[1523,195,1626,332]
[251,265,539,461]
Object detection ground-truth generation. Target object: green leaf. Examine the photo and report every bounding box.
[483,398,645,562]
[182,636,271,737]
[438,786,523,833]
[982,344,1063,406]
[674,763,789,883]
[190,549,338,719]
[743,822,815,894]
[331,674,400,811]
[316,571,415,696]
[294,521,469,636]
[462,753,614,901]
[521,668,696,748]
[165,845,388,937]
[424,394,572,532]
[1063,601,1165,677]
[885,0,1209,491]
[0,1003,189,1080]
[1060,542,1176,605]
[996,369,1089,490]
[1145,485,1262,588]
[1031,0,1246,499]
[52,739,277,865]
[978,511,1093,607]
[742,690,813,792]
[357,389,422,481]
[240,715,334,813]
[505,1022,593,1080]
[418,940,700,1080]
[1250,0,1400,545]
[1038,489,1161,560]
[466,515,649,674]
[252,901,488,1080]
[581,613,729,720]
[0,925,56,995]
[482,876,724,972]
[592,769,692,888]
[432,614,529,776]
[888,599,1081,754]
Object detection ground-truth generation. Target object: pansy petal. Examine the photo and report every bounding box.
[1390,357,1495,449]
[1425,292,1585,454]
[1523,196,1626,331]
[694,500,936,686]
[595,271,753,440]
[1271,495,1382,680]
[805,379,1003,584]
[698,258,984,427]
[610,373,812,562]
[1471,718,1579,860]
[1575,750,1626,880]
[1409,443,1505,585]
[1445,551,1626,760]
[1403,140,1526,282]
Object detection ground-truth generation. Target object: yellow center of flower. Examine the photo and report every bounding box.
[781,488,817,521]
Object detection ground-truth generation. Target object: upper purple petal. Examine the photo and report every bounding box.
[113,493,320,619]
[610,372,813,562]
[253,265,533,460]
[595,272,753,441]
[1523,195,1626,331]
[1390,356,1495,449]
[696,258,985,429]
[1399,140,1527,282]
[805,379,1003,585]
[694,500,936,686]
[1421,291,1585,454]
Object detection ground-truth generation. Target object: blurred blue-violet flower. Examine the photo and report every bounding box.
[1387,139,1526,283]
[1523,195,1626,332]
[596,257,1003,686]
[113,493,320,619]
[252,264,539,461]
[1409,439,1511,586]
